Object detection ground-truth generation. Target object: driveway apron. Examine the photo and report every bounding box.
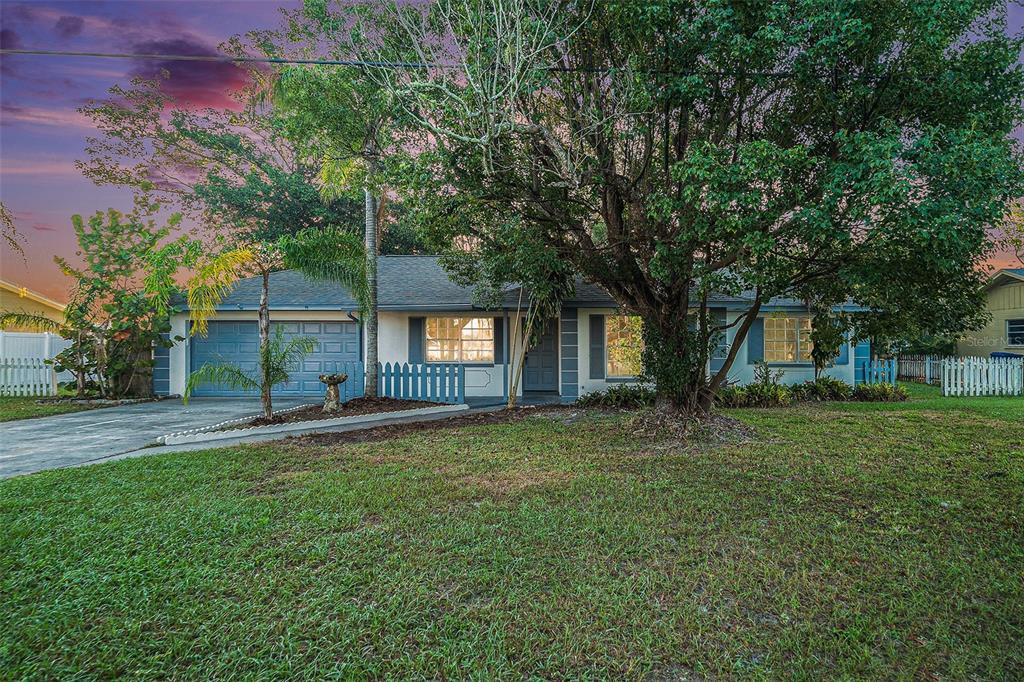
[0,397,310,479]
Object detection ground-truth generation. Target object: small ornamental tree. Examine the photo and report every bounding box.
[0,209,191,398]
[352,0,1023,417]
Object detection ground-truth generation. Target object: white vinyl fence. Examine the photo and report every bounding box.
[941,357,1024,397]
[0,331,72,383]
[0,358,56,396]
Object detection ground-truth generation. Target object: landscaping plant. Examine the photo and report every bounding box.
[345,0,1023,417]
[577,384,656,409]
[183,326,316,408]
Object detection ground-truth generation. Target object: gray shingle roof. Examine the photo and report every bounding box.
[176,255,823,312]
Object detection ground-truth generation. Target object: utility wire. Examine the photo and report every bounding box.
[0,48,801,77]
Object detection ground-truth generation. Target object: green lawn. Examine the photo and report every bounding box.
[0,396,99,422]
[1,389,1021,679]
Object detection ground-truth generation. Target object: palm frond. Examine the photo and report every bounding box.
[186,248,255,336]
[183,362,260,404]
[318,156,364,202]
[279,227,370,313]
[0,311,64,333]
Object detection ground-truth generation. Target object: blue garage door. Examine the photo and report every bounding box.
[190,320,361,397]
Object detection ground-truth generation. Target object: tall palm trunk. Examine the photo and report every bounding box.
[364,187,379,398]
[258,269,273,419]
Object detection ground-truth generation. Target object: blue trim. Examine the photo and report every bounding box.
[607,376,639,383]
[560,307,579,399]
[767,362,813,368]
[503,310,510,402]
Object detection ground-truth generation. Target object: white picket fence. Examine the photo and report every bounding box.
[0,331,72,382]
[0,358,57,397]
[941,357,1024,397]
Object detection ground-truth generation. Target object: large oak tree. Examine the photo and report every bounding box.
[351,0,1023,413]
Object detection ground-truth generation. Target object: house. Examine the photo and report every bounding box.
[157,255,869,403]
[0,279,66,331]
[956,268,1024,357]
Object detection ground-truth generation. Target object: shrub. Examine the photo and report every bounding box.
[714,385,749,408]
[853,383,908,402]
[576,383,656,408]
[791,376,854,402]
[734,363,791,407]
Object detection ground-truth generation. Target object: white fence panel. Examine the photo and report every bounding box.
[0,331,72,382]
[0,358,57,397]
[942,357,1023,397]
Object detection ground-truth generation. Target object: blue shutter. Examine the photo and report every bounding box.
[709,309,728,373]
[747,317,764,364]
[493,316,504,364]
[409,317,425,364]
[836,336,850,365]
[589,314,605,379]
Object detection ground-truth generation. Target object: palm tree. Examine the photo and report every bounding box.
[186,227,368,420]
[183,326,317,413]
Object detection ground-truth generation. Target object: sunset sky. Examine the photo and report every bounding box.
[1,0,1022,303]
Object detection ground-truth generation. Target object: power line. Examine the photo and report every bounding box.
[0,47,801,78]
[0,48,440,70]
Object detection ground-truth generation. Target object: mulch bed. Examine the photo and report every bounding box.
[242,397,443,428]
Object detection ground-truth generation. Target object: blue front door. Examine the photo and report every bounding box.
[190,320,361,397]
[854,338,872,384]
[523,321,559,392]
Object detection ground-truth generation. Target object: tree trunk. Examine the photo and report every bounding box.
[364,187,379,398]
[258,270,273,420]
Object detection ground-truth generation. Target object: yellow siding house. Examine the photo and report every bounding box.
[957,268,1024,357]
[0,279,66,331]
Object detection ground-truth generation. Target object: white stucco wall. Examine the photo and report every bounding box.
[377,311,527,398]
[573,308,856,397]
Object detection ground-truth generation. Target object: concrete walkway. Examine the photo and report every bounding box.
[0,397,309,479]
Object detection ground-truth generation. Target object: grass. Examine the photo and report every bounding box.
[1,387,1021,679]
[0,396,100,422]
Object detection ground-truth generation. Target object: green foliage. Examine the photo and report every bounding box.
[576,384,656,408]
[358,0,1024,413]
[713,385,749,409]
[790,376,854,402]
[743,363,793,408]
[2,210,190,398]
[808,313,849,378]
[853,383,908,403]
[184,327,316,405]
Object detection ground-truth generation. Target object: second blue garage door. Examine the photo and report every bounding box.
[190,320,361,397]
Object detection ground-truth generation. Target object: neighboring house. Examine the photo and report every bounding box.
[0,279,66,331]
[957,268,1024,357]
[158,255,869,402]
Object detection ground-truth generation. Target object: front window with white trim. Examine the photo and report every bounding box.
[764,316,813,363]
[1008,319,1024,346]
[425,317,494,363]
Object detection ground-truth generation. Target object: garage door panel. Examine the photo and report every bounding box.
[191,319,361,397]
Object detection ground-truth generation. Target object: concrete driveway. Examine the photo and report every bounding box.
[0,397,310,479]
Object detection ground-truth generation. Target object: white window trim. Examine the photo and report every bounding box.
[763,316,814,364]
[425,316,496,364]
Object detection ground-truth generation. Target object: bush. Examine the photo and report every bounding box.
[742,362,792,407]
[853,383,908,402]
[714,385,749,408]
[576,383,656,408]
[791,376,854,402]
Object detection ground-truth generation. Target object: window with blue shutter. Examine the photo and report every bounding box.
[408,317,425,363]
